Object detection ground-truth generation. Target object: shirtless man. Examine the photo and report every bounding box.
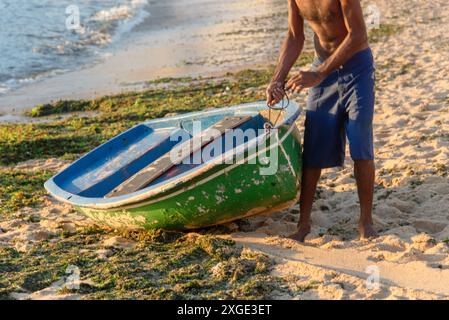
[266,0,378,241]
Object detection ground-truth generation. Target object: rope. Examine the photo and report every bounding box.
[265,91,290,131]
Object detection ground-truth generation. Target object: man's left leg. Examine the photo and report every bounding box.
[354,159,377,239]
[341,49,377,239]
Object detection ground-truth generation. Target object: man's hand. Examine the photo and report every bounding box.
[266,81,286,107]
[286,71,324,93]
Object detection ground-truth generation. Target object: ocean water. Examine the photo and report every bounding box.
[0,0,150,95]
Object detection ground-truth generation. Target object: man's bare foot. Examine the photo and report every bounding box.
[359,223,378,240]
[288,225,311,243]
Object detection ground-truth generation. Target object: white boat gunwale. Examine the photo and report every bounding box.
[44,101,301,210]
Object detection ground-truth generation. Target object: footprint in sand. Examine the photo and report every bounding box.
[386,198,414,214]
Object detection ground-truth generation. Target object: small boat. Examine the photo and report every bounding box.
[45,101,302,230]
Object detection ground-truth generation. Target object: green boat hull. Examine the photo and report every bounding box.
[78,126,302,230]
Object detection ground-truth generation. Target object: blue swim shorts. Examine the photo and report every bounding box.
[303,48,376,169]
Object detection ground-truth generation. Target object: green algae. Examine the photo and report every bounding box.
[0,169,53,215]
[0,230,288,300]
[368,24,401,43]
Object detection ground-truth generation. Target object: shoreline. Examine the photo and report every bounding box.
[0,59,274,122]
[0,0,289,119]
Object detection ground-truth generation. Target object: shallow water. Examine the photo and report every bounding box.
[0,0,149,95]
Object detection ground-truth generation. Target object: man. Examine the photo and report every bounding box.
[266,0,377,241]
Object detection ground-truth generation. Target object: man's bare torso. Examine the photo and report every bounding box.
[294,0,368,59]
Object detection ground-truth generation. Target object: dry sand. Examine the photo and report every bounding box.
[226,0,449,299]
[1,0,448,299]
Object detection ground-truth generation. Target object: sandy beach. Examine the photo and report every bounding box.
[1,0,449,300]
[229,0,449,298]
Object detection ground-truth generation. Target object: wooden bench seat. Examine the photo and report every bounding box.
[106,116,252,198]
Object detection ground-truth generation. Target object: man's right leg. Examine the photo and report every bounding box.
[290,68,342,242]
[289,167,321,242]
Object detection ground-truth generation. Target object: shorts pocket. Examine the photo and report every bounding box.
[306,86,322,111]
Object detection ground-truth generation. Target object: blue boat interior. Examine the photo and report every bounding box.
[53,110,268,199]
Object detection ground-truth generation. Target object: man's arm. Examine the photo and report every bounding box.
[287,0,368,92]
[315,0,368,78]
[267,0,304,106]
